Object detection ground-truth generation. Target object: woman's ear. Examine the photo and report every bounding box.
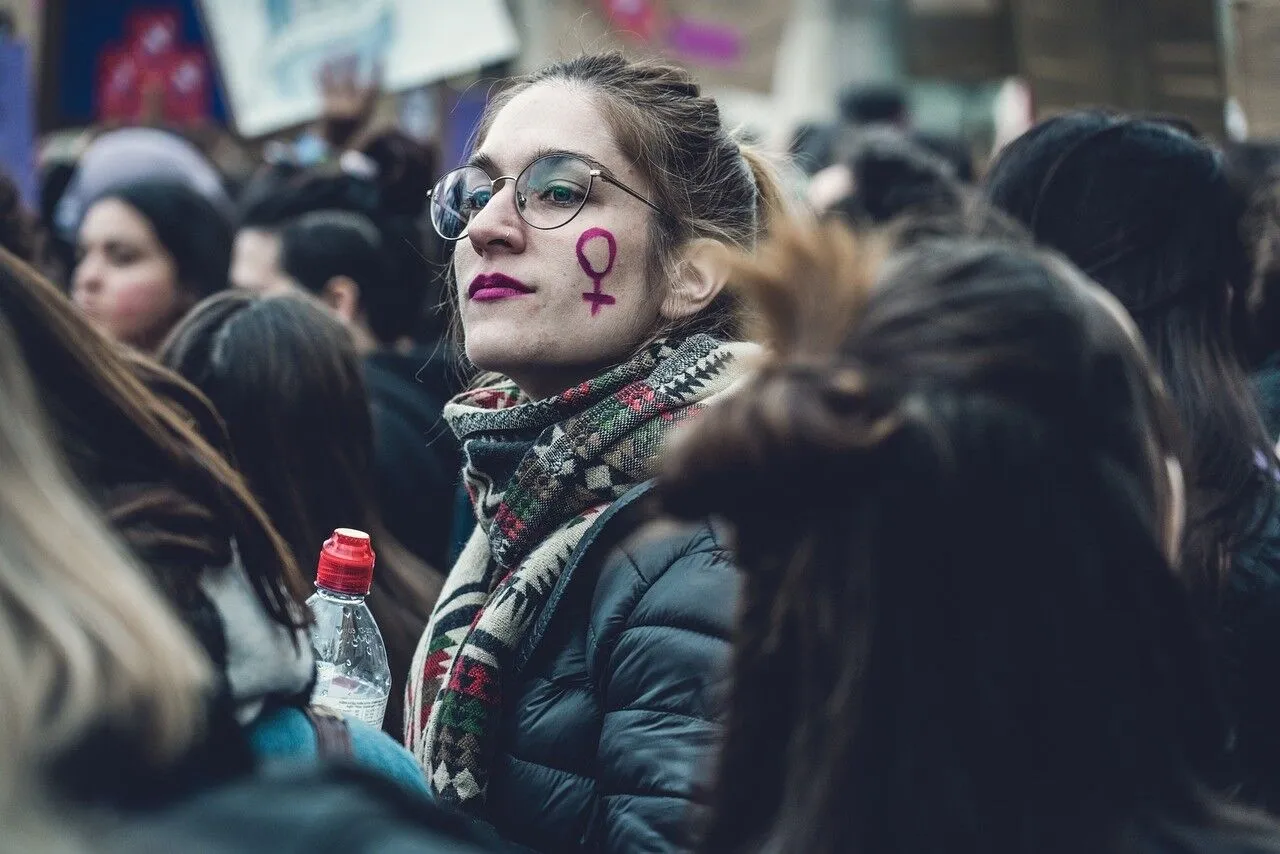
[320,276,361,323]
[661,239,731,323]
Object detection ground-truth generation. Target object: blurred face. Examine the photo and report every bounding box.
[453,82,664,399]
[72,199,185,351]
[231,228,293,295]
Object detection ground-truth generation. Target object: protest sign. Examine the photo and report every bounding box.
[96,7,214,127]
[543,0,795,93]
[196,0,520,138]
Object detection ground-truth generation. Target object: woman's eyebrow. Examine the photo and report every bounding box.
[467,152,500,174]
[530,146,608,170]
[467,148,613,176]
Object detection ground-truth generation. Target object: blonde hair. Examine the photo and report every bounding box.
[0,311,209,806]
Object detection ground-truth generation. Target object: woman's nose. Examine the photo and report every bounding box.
[71,255,103,299]
[466,180,527,255]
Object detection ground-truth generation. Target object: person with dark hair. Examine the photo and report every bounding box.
[71,179,232,351]
[985,110,1280,808]
[0,245,308,807]
[0,298,215,821]
[404,52,788,852]
[816,126,965,227]
[664,223,1280,854]
[160,290,444,744]
[0,273,490,854]
[232,130,448,335]
[231,166,380,294]
[358,128,454,348]
[838,83,910,128]
[912,130,976,183]
[277,210,414,346]
[231,208,460,569]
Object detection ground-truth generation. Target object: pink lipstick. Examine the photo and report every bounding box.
[469,273,533,302]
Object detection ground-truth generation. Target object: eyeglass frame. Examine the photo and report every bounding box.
[426,151,669,241]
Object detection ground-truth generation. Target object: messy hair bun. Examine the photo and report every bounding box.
[660,223,894,524]
[660,223,1226,854]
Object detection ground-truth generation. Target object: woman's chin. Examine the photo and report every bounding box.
[465,333,535,378]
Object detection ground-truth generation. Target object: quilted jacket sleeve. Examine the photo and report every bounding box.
[585,520,739,854]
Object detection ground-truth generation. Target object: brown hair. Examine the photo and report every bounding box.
[160,291,444,734]
[0,247,309,628]
[0,310,210,801]
[660,224,1271,854]
[471,52,790,341]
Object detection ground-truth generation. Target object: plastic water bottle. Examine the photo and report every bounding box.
[307,528,391,728]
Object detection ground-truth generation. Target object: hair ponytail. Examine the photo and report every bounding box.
[662,221,890,522]
[737,143,793,242]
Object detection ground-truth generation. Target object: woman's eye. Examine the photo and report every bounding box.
[106,246,140,266]
[540,183,584,205]
[465,190,491,212]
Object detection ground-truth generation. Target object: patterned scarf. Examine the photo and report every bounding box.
[406,334,755,807]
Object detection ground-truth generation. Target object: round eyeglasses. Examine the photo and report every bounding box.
[427,152,666,241]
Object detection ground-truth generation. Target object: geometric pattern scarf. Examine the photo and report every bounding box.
[405,333,755,809]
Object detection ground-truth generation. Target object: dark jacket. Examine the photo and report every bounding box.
[364,348,461,569]
[108,765,511,853]
[482,483,739,853]
[1221,483,1280,810]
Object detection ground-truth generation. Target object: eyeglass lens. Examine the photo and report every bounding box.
[430,154,594,240]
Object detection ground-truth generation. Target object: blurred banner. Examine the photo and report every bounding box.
[902,0,1018,82]
[96,8,213,127]
[544,0,795,93]
[1231,0,1280,138]
[49,0,229,131]
[1011,0,1226,138]
[0,35,36,207]
[197,0,520,138]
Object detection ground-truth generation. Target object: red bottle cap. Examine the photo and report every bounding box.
[315,528,376,596]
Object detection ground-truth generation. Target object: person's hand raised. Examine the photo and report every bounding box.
[317,55,382,149]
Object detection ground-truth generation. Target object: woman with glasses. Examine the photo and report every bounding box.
[405,53,785,852]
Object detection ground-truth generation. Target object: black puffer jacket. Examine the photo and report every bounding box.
[482,483,738,853]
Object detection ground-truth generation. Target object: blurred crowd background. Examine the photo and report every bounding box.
[0,0,1265,222]
[8,2,1280,853]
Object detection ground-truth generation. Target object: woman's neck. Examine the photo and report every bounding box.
[506,359,626,402]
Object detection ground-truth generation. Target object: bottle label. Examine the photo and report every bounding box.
[312,662,389,729]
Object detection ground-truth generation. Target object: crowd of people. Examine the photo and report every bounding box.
[7,48,1280,854]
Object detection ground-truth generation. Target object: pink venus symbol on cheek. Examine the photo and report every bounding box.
[577,227,618,316]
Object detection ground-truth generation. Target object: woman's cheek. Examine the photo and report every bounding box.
[104,275,182,342]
